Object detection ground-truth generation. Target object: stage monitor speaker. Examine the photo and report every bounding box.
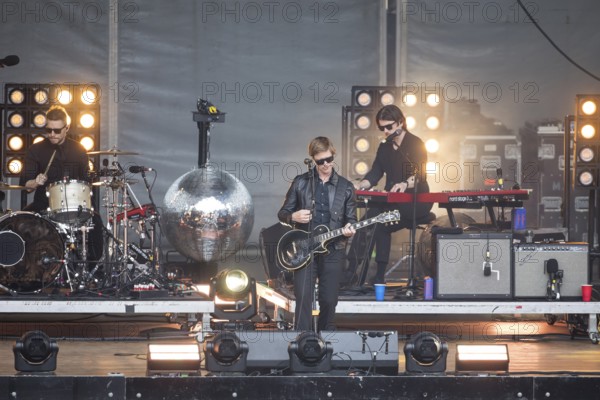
[514,243,589,299]
[241,330,399,375]
[436,233,513,299]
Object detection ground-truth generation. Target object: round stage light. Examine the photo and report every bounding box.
[34,89,49,105]
[356,91,372,107]
[13,330,59,373]
[355,114,371,130]
[81,87,98,105]
[354,160,369,176]
[79,112,95,128]
[425,138,439,153]
[578,170,594,186]
[7,158,23,174]
[406,116,417,130]
[33,112,47,128]
[9,89,25,104]
[214,269,251,301]
[32,135,45,144]
[7,135,24,151]
[208,331,245,365]
[8,112,24,128]
[581,100,597,116]
[579,147,595,163]
[380,91,395,106]
[581,124,596,139]
[57,89,73,105]
[403,93,418,107]
[426,116,440,130]
[354,137,370,152]
[80,136,95,151]
[291,331,327,365]
[426,93,440,107]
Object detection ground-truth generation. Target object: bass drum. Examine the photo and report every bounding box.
[0,212,64,291]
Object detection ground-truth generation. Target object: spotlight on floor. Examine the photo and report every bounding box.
[146,343,201,376]
[210,269,257,322]
[13,331,59,373]
[455,344,509,374]
[288,331,333,374]
[403,332,448,374]
[204,331,249,374]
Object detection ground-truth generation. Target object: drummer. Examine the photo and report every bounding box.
[21,105,104,261]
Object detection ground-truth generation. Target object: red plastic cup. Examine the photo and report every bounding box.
[582,284,593,302]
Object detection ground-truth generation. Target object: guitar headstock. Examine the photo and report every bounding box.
[375,210,401,225]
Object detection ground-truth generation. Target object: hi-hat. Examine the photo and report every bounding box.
[92,179,138,188]
[0,182,26,190]
[87,147,140,156]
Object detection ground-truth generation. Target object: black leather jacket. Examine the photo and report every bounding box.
[278,168,357,250]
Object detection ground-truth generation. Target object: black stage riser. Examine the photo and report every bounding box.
[3,375,600,400]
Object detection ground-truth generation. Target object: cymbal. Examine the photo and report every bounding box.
[92,179,138,187]
[0,182,26,190]
[87,148,140,156]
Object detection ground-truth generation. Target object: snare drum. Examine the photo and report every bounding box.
[0,212,64,290]
[47,179,93,224]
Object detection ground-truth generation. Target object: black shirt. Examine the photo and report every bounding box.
[312,176,332,226]
[22,137,90,212]
[364,130,428,191]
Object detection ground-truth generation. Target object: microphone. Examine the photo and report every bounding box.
[0,55,19,67]
[129,165,154,173]
[546,259,559,274]
[303,158,313,166]
[42,256,63,265]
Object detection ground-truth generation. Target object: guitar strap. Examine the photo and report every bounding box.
[329,174,346,225]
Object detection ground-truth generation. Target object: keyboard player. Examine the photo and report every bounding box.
[349,105,432,285]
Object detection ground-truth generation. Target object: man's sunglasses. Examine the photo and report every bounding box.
[45,126,66,134]
[314,155,334,165]
[378,122,396,132]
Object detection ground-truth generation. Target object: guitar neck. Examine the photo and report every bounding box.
[315,216,382,243]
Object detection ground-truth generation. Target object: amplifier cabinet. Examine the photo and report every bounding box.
[436,233,513,299]
[514,243,589,299]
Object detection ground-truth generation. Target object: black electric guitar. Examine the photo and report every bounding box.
[277,210,401,272]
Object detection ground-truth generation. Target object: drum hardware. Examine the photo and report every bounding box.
[87,147,140,156]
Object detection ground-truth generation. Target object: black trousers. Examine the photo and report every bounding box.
[293,247,344,332]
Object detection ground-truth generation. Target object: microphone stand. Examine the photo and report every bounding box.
[406,171,419,296]
[306,162,318,333]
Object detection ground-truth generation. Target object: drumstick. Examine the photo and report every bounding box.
[43,150,57,176]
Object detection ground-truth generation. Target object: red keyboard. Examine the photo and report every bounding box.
[356,189,530,204]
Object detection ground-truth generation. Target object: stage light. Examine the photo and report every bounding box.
[581,99,597,115]
[403,93,418,107]
[578,170,595,186]
[425,138,439,153]
[80,136,95,151]
[79,112,95,128]
[426,116,440,130]
[288,331,333,373]
[7,135,24,151]
[356,91,372,107]
[7,158,23,174]
[32,135,45,144]
[579,147,595,163]
[33,112,47,128]
[57,89,72,105]
[406,116,416,130]
[426,93,440,107]
[581,124,596,139]
[354,160,370,175]
[146,343,201,376]
[403,332,448,374]
[354,137,370,152]
[210,269,257,321]
[9,89,25,104]
[34,89,49,105]
[380,91,395,106]
[8,112,24,128]
[455,344,509,373]
[355,114,371,130]
[203,331,249,374]
[13,331,59,373]
[81,87,98,105]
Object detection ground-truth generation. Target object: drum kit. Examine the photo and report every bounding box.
[0,147,162,295]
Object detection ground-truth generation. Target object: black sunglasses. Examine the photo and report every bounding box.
[314,155,334,165]
[45,125,66,134]
[378,122,397,132]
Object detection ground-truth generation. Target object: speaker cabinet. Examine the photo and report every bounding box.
[436,233,513,299]
[514,243,589,299]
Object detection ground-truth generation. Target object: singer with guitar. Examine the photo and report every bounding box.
[349,104,432,285]
[278,137,357,332]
